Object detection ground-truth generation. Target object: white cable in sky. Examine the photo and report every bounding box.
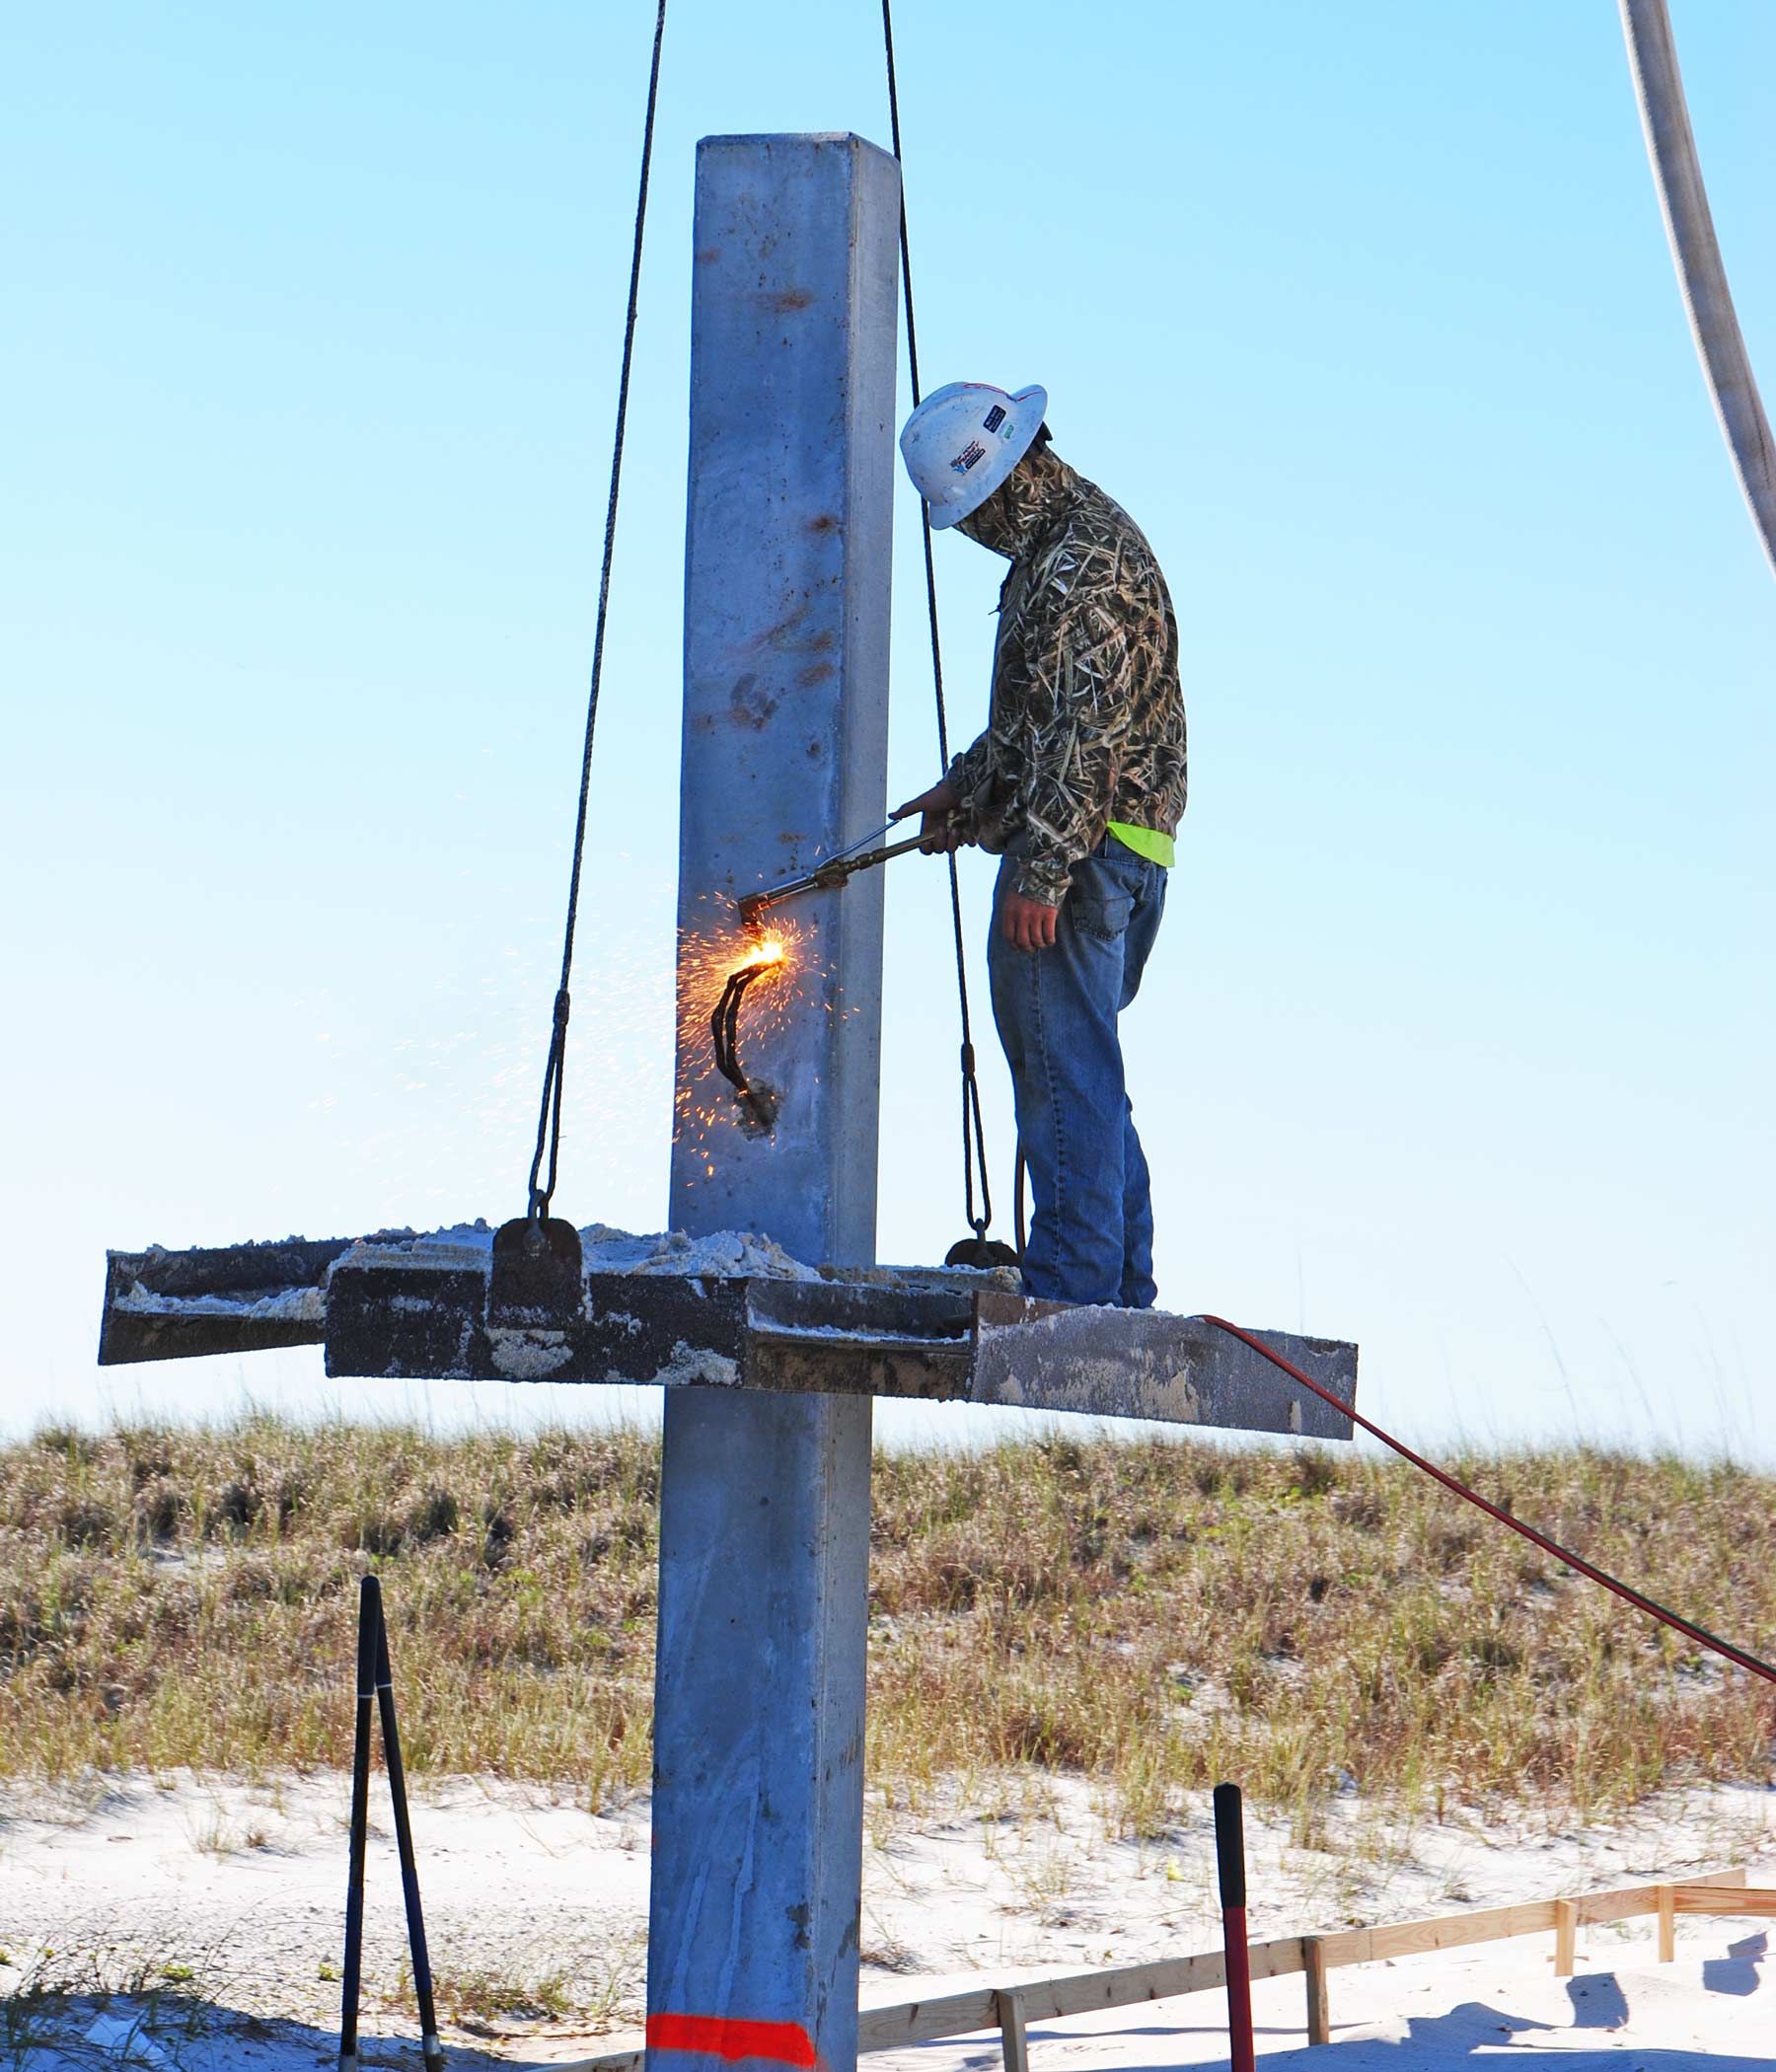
[1619,0,1776,583]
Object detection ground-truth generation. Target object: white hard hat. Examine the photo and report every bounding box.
[899,382,1048,531]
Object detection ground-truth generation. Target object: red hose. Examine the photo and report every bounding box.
[1199,1315,1776,1689]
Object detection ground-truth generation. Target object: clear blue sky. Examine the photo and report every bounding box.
[3,1,1772,1454]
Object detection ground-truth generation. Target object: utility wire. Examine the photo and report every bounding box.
[1202,1315,1776,1689]
[881,0,997,1243]
[523,0,668,1223]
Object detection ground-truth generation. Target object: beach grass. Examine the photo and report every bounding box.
[1,1417,1771,1832]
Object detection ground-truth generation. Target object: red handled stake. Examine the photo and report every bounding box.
[1214,1782,1257,2072]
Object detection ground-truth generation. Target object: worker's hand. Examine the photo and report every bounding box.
[892,776,967,854]
[1000,889,1059,952]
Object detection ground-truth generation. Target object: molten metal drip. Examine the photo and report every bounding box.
[710,937,787,1131]
[674,917,800,1162]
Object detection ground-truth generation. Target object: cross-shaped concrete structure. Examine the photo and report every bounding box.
[99,132,1357,2072]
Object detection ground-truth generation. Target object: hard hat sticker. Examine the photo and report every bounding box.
[982,405,1006,433]
[951,439,987,474]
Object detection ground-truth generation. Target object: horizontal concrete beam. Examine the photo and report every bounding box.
[98,1225,1358,1440]
[99,1236,343,1366]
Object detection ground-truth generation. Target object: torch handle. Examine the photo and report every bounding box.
[853,832,931,867]
[742,833,930,924]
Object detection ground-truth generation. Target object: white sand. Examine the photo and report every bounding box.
[1,1772,1772,2065]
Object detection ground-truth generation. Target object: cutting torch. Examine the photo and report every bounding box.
[737,830,928,928]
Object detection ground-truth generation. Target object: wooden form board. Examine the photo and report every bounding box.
[556,1866,1749,2069]
[1672,1881,1776,1916]
[1309,1865,1748,1968]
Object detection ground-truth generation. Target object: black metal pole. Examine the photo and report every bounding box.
[339,1576,379,2072]
[1213,1782,1256,2072]
[374,1589,445,2071]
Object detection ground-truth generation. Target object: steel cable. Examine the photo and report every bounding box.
[1200,1314,1776,1689]
[881,0,997,1244]
[522,0,668,1222]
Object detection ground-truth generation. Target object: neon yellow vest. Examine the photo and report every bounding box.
[1106,821,1175,867]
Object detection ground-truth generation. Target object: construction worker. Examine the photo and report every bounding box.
[894,384,1186,1309]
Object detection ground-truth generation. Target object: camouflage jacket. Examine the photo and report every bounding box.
[948,446,1187,905]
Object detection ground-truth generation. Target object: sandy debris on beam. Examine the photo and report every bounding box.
[115,1224,1015,1325]
[333,1220,1014,1288]
[578,1222,822,1282]
[111,1285,326,1324]
[326,1220,824,1284]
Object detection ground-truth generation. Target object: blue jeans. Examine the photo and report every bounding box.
[988,837,1168,1307]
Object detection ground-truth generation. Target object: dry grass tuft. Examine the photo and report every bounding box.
[2,1418,1772,1829]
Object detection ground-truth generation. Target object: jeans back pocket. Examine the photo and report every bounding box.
[1072,890,1134,942]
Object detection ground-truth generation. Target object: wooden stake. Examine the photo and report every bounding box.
[1658,1882,1676,1961]
[1302,1935,1330,2045]
[1553,1897,1578,1977]
[995,1989,1028,2072]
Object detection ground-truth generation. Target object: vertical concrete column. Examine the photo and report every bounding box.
[649,134,901,2072]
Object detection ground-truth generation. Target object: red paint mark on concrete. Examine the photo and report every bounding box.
[647,2015,820,2068]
